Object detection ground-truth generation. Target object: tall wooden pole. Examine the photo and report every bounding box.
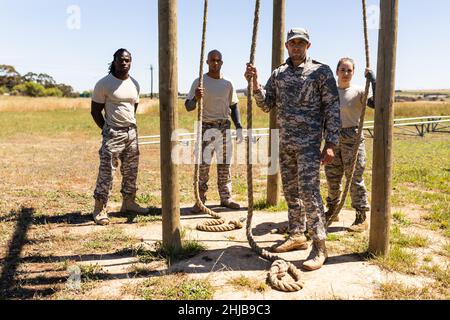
[369,0,398,256]
[158,0,181,250]
[266,0,284,206]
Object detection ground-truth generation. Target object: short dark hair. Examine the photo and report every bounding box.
[336,57,355,73]
[109,48,131,74]
[207,50,222,61]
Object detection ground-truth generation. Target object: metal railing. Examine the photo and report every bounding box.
[363,115,450,137]
[139,128,271,146]
[139,116,450,145]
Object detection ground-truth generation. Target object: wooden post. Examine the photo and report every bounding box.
[266,0,284,206]
[158,0,181,250]
[369,0,398,256]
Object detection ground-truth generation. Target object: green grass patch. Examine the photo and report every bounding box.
[326,233,344,242]
[82,227,137,252]
[390,225,429,248]
[372,245,418,274]
[135,193,161,207]
[133,239,206,265]
[421,264,450,288]
[138,274,214,300]
[79,263,106,282]
[326,232,368,255]
[254,198,288,212]
[389,138,449,237]
[133,214,162,224]
[393,211,412,226]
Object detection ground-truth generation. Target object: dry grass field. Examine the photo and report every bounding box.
[0,96,448,300]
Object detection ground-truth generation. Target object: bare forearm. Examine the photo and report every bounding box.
[91,111,105,129]
[366,70,376,109]
[367,80,376,108]
[229,104,242,129]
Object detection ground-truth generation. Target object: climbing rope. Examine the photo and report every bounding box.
[326,0,372,227]
[245,0,304,292]
[194,0,244,232]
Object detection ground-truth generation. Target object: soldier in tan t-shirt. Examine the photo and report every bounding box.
[90,49,149,225]
[185,50,243,213]
[324,57,376,232]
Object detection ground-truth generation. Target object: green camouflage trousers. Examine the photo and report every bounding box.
[196,120,232,202]
[280,140,327,242]
[93,125,140,203]
[325,127,369,211]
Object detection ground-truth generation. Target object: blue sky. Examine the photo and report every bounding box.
[1,0,449,93]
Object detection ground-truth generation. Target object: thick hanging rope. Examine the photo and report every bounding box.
[194,0,244,232]
[245,0,304,292]
[326,0,372,227]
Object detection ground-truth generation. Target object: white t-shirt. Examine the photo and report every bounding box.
[92,73,140,128]
[338,85,372,128]
[187,74,239,121]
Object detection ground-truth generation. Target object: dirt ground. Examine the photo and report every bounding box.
[0,134,448,300]
[2,202,447,300]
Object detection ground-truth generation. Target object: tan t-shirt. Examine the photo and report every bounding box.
[338,85,372,128]
[187,74,239,121]
[92,74,140,128]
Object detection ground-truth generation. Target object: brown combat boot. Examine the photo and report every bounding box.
[220,199,241,210]
[272,234,309,253]
[120,195,150,215]
[93,199,110,226]
[347,210,368,232]
[302,240,328,271]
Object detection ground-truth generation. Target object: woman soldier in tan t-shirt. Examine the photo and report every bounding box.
[325,57,376,232]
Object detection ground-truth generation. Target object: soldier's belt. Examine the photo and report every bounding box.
[340,126,358,132]
[106,124,137,131]
[202,119,230,125]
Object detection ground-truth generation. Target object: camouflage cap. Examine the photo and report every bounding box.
[286,28,310,43]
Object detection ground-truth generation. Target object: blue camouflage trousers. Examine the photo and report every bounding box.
[280,140,327,241]
[93,124,140,203]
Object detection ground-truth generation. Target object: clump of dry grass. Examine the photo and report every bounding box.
[227,275,269,293]
[393,101,450,118]
[0,96,90,112]
[0,96,161,114]
[375,281,445,300]
[135,98,160,114]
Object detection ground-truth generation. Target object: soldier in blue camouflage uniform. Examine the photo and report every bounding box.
[245,28,341,271]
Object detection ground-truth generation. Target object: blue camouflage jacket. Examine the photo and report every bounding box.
[254,57,341,146]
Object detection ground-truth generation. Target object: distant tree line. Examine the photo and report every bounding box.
[0,64,88,98]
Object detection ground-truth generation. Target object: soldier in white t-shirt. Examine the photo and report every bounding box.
[325,57,376,232]
[90,49,149,225]
[185,50,243,213]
